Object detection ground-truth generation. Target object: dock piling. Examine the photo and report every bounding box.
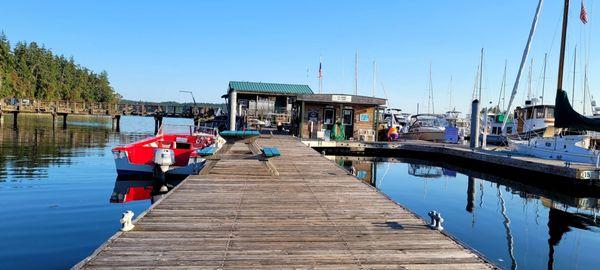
[112,115,121,132]
[470,100,480,148]
[12,111,18,129]
[62,113,68,129]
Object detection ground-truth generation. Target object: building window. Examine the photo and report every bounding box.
[324,108,335,125]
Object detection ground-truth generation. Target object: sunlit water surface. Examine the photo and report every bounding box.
[0,115,192,269]
[333,157,600,270]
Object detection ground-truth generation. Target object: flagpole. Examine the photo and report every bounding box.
[354,50,358,95]
[319,56,323,94]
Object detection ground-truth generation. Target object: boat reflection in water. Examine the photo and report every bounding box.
[110,175,185,204]
[408,164,443,178]
[326,155,600,270]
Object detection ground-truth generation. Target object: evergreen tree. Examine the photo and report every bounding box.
[0,32,117,102]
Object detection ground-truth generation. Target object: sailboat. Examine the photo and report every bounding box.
[509,0,600,165]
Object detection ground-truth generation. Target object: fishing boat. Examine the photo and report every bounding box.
[112,125,222,176]
[507,0,600,165]
[401,114,447,142]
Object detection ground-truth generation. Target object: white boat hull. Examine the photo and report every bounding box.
[509,136,600,164]
[114,155,206,176]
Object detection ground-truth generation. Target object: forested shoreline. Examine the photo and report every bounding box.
[0,33,116,102]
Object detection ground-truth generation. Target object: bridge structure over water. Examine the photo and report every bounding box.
[0,98,223,131]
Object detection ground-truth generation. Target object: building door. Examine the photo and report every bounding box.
[323,108,335,131]
[342,109,354,139]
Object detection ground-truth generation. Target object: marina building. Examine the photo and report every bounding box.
[225,81,313,130]
[293,94,387,141]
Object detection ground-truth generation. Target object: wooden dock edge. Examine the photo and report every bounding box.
[303,139,600,181]
[310,143,499,269]
[71,175,194,270]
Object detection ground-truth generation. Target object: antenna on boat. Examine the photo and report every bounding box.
[501,0,545,133]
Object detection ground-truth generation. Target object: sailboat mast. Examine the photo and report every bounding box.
[498,60,507,111]
[498,59,508,109]
[372,60,376,97]
[501,0,544,132]
[542,53,547,104]
[572,45,577,103]
[527,58,534,101]
[478,48,484,101]
[428,63,434,113]
[556,0,570,91]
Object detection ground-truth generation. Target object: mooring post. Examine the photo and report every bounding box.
[114,115,121,132]
[469,99,480,148]
[12,111,18,129]
[154,115,163,135]
[62,113,68,129]
[0,110,3,127]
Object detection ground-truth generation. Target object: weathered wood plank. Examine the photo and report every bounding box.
[76,136,495,269]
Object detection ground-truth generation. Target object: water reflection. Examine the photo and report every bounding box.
[0,115,193,269]
[110,175,184,204]
[327,156,600,270]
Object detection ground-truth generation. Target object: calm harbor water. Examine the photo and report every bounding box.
[0,115,192,270]
[1,114,599,269]
[334,156,600,270]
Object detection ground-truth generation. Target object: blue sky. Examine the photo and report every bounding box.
[0,0,597,114]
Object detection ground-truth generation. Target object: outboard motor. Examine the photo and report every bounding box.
[153,148,175,173]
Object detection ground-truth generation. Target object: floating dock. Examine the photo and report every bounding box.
[76,136,493,269]
[304,140,600,182]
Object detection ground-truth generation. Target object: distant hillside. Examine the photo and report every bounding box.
[0,32,117,102]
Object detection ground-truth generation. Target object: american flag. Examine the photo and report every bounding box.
[318,62,323,79]
[581,1,589,24]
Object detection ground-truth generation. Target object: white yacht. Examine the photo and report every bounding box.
[401,114,447,142]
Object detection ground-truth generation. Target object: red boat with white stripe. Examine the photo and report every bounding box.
[112,125,222,176]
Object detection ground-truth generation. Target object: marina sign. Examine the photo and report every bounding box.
[332,95,352,103]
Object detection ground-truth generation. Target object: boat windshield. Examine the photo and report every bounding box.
[158,124,195,135]
[411,116,447,127]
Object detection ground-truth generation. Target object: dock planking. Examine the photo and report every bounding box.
[76,136,494,269]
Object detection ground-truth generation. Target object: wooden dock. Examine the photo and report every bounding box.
[76,136,493,269]
[303,140,600,181]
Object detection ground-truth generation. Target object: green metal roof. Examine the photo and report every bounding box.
[229,81,314,95]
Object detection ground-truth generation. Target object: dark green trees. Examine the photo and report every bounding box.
[0,32,116,102]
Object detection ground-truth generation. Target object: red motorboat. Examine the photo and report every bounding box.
[112,125,221,176]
